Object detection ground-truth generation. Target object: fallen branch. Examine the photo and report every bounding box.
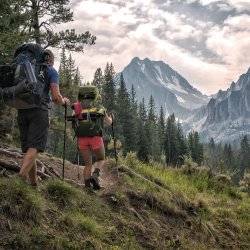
[0,158,50,179]
[64,178,84,188]
[46,166,61,178]
[0,148,23,159]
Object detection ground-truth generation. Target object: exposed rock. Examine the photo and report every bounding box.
[118,57,209,118]
[185,68,250,142]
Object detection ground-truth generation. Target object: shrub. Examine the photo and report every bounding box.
[239,173,250,194]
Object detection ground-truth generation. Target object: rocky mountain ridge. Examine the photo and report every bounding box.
[119,57,209,118]
[185,68,250,142]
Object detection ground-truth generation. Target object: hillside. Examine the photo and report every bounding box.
[0,146,249,249]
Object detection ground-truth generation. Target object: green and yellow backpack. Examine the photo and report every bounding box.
[72,86,106,137]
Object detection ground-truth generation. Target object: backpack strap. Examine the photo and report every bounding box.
[73,102,83,119]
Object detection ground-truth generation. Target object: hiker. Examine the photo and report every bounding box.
[17,46,70,186]
[71,86,113,190]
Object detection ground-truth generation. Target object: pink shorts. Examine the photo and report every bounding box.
[77,136,104,150]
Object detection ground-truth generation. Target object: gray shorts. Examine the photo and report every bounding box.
[17,108,49,153]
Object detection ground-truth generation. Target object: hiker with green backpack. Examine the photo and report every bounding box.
[0,43,70,186]
[69,86,113,190]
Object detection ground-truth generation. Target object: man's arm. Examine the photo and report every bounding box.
[47,66,69,106]
[50,84,69,105]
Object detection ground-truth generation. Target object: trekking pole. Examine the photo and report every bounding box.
[111,113,119,177]
[62,103,67,180]
[77,148,80,180]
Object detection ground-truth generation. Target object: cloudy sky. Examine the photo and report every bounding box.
[57,0,250,94]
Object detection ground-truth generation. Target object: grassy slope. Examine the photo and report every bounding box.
[0,154,249,250]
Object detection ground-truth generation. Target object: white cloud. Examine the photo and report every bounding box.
[206,14,250,83]
[52,0,250,94]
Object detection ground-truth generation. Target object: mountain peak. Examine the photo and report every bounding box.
[131,57,140,63]
[247,67,250,74]
[143,57,151,62]
[120,57,209,114]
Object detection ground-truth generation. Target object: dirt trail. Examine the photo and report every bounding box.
[0,146,119,191]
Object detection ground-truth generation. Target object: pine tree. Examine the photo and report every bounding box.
[58,51,78,100]
[137,99,149,162]
[239,135,250,179]
[92,68,104,88]
[158,106,165,154]
[148,95,156,123]
[73,67,82,86]
[165,114,179,165]
[223,143,235,170]
[0,0,29,62]
[58,47,67,85]
[66,54,76,83]
[188,131,203,165]
[0,0,96,51]
[176,123,188,166]
[145,95,161,160]
[193,131,204,165]
[129,85,139,152]
[130,85,137,109]
[102,63,116,112]
[208,138,216,155]
[116,74,135,154]
[206,137,217,169]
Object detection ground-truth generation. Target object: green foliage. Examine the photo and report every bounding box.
[145,95,161,161]
[164,114,188,166]
[92,67,104,87]
[137,98,150,162]
[0,0,96,60]
[239,135,250,175]
[58,48,80,101]
[116,73,135,154]
[188,131,204,165]
[102,63,116,112]
[0,0,29,61]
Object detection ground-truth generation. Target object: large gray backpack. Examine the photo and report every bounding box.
[0,43,49,109]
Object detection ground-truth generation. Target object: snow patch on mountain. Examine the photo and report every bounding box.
[176,96,185,103]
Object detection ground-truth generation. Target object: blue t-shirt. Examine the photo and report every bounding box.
[40,66,59,109]
[47,66,59,85]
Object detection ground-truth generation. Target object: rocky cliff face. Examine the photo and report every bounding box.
[119,57,209,118]
[185,68,250,142]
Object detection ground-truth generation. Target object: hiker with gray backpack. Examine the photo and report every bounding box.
[0,43,70,186]
[68,86,113,190]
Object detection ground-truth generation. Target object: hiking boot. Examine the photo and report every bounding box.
[90,176,101,190]
[90,168,102,190]
[84,178,92,188]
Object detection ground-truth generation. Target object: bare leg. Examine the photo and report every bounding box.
[19,148,38,181]
[93,145,105,170]
[80,148,92,181]
[28,160,37,186]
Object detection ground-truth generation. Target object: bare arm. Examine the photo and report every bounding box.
[50,84,69,105]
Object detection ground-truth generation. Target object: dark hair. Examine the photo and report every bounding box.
[43,49,54,65]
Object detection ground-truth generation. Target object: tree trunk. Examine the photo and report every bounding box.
[31,0,41,44]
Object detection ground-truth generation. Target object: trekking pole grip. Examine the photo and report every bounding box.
[62,103,67,179]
